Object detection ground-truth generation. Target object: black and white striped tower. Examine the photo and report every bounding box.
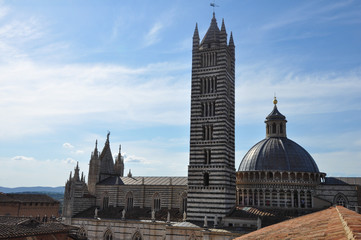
[187,13,236,222]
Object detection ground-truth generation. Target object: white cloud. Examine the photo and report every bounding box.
[124,154,147,164]
[12,156,34,161]
[260,0,356,31]
[0,156,82,187]
[114,137,188,177]
[236,64,361,123]
[144,22,163,47]
[63,143,74,149]
[62,158,77,165]
[313,151,361,177]
[0,60,190,140]
[0,4,9,19]
[0,15,45,64]
[0,17,43,41]
[142,8,176,47]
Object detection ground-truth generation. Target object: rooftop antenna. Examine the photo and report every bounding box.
[210,0,219,13]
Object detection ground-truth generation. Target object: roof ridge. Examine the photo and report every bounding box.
[336,206,356,240]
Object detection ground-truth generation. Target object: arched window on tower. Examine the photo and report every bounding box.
[103,196,109,210]
[272,123,276,134]
[202,102,215,117]
[203,125,213,140]
[267,124,270,134]
[204,149,211,164]
[204,172,209,186]
[280,123,283,134]
[126,192,134,211]
[103,229,113,240]
[180,191,187,213]
[152,193,161,211]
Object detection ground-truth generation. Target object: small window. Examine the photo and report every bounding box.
[126,192,134,211]
[204,172,210,186]
[204,149,211,164]
[202,102,215,117]
[272,123,276,134]
[103,196,109,209]
[200,77,217,94]
[203,125,213,140]
[280,123,283,134]
[182,197,187,213]
[152,193,161,211]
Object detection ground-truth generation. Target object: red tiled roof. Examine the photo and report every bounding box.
[0,193,58,203]
[235,206,361,240]
[0,216,77,238]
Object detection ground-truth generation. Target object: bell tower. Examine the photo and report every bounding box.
[187,13,236,222]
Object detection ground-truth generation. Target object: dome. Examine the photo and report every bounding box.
[238,137,320,173]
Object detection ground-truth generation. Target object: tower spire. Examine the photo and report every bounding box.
[229,31,234,46]
[193,23,200,51]
[106,131,110,144]
[220,18,227,45]
[88,138,100,195]
[221,18,226,32]
[115,144,125,177]
[193,23,199,39]
[73,162,80,181]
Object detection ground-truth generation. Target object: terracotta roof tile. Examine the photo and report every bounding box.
[74,206,184,222]
[98,176,187,186]
[235,206,361,240]
[0,193,58,203]
[0,216,76,238]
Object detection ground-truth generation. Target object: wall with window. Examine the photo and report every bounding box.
[70,217,238,240]
[316,184,359,207]
[95,180,187,211]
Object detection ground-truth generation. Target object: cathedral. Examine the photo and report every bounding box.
[62,13,361,240]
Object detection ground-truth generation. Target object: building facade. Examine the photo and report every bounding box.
[0,193,60,219]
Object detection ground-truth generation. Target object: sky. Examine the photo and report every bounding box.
[0,0,360,187]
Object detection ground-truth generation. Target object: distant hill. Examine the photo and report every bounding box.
[0,186,64,193]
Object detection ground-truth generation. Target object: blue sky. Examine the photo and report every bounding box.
[0,0,360,187]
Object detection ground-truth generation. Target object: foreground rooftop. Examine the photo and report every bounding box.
[235,206,361,239]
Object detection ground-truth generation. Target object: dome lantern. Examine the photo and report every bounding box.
[265,97,287,138]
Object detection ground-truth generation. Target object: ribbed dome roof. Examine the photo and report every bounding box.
[238,137,319,173]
